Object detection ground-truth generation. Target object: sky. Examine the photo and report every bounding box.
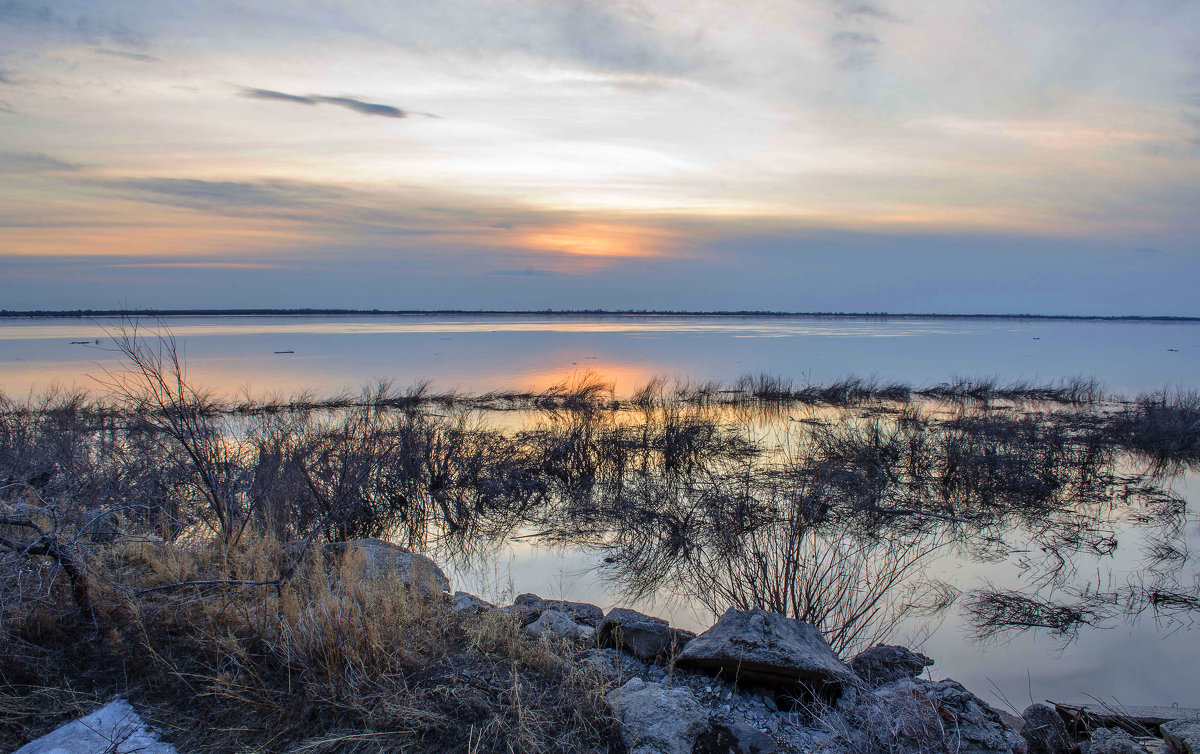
[1,0,1199,314]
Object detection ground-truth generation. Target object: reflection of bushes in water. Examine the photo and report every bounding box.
[964,588,1115,641]
[1110,389,1200,469]
[555,406,1194,651]
[1,333,1197,652]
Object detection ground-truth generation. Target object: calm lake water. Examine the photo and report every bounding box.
[1,313,1197,397]
[2,313,1199,709]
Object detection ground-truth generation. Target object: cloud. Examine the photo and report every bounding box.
[109,261,279,269]
[311,95,406,118]
[830,30,882,71]
[833,2,897,22]
[0,0,144,46]
[240,87,317,106]
[240,87,410,118]
[105,177,346,211]
[0,152,80,172]
[93,47,159,63]
[1183,111,1200,146]
[0,69,11,84]
[488,268,557,277]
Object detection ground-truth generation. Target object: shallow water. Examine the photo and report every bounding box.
[2,313,1198,709]
[1,313,1197,397]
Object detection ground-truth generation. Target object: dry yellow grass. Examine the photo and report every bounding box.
[0,533,620,753]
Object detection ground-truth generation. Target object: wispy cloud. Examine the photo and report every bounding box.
[109,261,279,269]
[0,152,79,172]
[93,47,159,63]
[827,0,896,72]
[240,88,316,106]
[240,87,412,118]
[833,1,897,22]
[0,0,143,46]
[104,177,346,211]
[1180,111,1200,146]
[830,30,882,71]
[488,268,558,277]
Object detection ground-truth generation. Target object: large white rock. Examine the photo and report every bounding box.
[14,698,177,754]
[324,538,450,595]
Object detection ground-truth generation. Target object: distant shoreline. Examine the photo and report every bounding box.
[1,309,1198,322]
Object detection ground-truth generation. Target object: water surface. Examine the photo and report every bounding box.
[1,314,1197,397]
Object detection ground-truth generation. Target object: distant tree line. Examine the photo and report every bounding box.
[1,308,1197,322]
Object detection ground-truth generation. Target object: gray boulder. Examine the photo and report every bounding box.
[1162,718,1200,754]
[14,697,177,754]
[607,678,711,754]
[1021,703,1070,754]
[513,593,605,626]
[921,680,1024,754]
[850,644,934,687]
[853,679,1024,754]
[1087,727,1145,754]
[450,591,494,615]
[598,607,692,661]
[526,609,596,642]
[576,648,648,684]
[324,538,450,596]
[676,608,858,689]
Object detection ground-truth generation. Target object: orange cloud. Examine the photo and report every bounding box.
[0,218,309,258]
[516,222,674,258]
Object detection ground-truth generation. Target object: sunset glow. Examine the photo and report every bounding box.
[0,1,1197,313]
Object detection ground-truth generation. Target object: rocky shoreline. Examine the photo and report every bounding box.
[385,538,1199,754]
[15,539,1200,754]
[455,585,1195,754]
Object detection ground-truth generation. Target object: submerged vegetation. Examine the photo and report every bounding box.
[1,325,1198,749]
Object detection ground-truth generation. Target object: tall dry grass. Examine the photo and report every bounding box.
[0,533,620,753]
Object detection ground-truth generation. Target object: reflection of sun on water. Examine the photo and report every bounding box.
[504,362,663,396]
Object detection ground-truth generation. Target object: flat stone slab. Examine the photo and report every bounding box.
[677,608,858,689]
[1051,702,1200,732]
[14,698,177,754]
